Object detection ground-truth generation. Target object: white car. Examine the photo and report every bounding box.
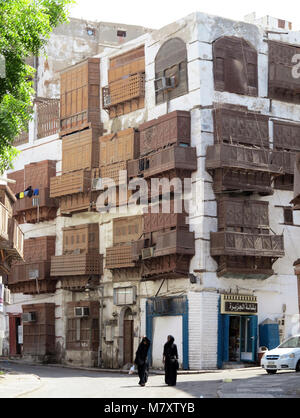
[261,335,300,374]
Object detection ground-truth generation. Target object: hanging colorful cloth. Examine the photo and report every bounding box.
[25,186,33,198]
[19,192,25,199]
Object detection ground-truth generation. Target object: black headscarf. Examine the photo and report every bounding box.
[166,335,175,345]
[135,337,151,365]
[164,335,177,359]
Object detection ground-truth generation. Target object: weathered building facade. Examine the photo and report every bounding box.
[3,12,300,369]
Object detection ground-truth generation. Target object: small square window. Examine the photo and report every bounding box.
[117,30,127,38]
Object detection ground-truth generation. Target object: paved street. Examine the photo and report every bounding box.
[0,361,300,398]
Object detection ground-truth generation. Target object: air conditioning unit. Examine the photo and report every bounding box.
[91,178,102,191]
[142,247,155,260]
[155,75,177,93]
[22,312,37,323]
[102,87,111,108]
[4,287,11,305]
[74,307,90,318]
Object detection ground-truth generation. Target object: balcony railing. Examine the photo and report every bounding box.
[51,254,103,277]
[216,255,275,279]
[8,280,56,295]
[0,203,24,266]
[211,231,284,258]
[206,143,282,174]
[13,130,29,147]
[142,146,197,178]
[141,254,191,281]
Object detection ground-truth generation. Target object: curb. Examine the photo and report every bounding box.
[1,359,260,376]
[1,359,220,376]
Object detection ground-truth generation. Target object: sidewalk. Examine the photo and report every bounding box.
[1,357,221,376]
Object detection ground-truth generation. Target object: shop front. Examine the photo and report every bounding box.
[218,294,258,368]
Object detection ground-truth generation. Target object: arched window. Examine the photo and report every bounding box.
[155,38,188,104]
[213,36,258,96]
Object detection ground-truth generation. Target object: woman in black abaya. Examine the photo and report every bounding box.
[134,336,151,387]
[163,335,179,386]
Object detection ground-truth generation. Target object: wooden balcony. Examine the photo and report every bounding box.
[216,255,275,279]
[51,254,103,277]
[36,98,60,139]
[139,111,191,156]
[13,188,58,224]
[272,151,295,175]
[268,42,300,103]
[8,261,56,295]
[206,144,283,194]
[211,231,284,258]
[0,203,24,272]
[9,261,52,284]
[143,211,188,234]
[50,170,92,198]
[154,230,195,258]
[102,73,145,109]
[141,254,191,281]
[206,144,282,174]
[143,146,197,178]
[217,198,270,231]
[106,244,139,270]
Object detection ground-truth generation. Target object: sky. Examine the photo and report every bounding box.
[69,0,300,30]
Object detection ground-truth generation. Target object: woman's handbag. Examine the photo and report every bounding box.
[170,357,179,370]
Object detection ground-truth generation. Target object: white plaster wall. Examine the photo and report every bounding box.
[152,315,183,369]
[188,291,219,370]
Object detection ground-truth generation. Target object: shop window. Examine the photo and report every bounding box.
[155,38,188,105]
[213,36,258,96]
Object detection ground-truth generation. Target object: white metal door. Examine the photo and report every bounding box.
[152,316,183,368]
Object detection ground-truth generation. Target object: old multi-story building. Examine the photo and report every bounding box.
[3,11,300,369]
[0,179,24,356]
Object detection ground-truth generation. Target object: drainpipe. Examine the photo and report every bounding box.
[97,285,104,367]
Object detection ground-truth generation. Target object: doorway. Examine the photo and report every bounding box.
[9,314,22,356]
[229,316,240,361]
[123,308,133,365]
[220,314,258,366]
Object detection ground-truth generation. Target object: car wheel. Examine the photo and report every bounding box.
[267,370,277,375]
[296,361,300,372]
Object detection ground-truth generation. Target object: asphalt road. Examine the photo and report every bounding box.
[1,361,300,398]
